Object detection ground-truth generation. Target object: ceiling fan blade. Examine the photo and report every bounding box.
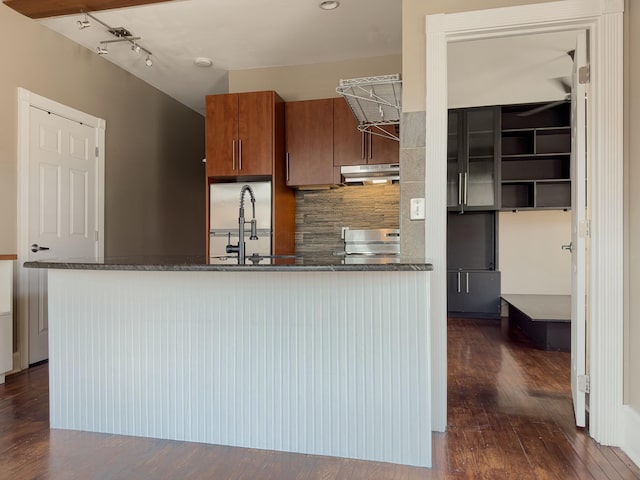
[551,77,572,94]
[517,99,568,117]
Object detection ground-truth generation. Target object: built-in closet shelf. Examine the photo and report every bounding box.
[500,102,571,210]
[501,180,571,211]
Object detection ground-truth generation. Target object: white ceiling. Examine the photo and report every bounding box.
[39,0,402,116]
[448,30,579,109]
[38,1,579,117]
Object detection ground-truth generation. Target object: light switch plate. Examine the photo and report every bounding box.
[410,198,425,220]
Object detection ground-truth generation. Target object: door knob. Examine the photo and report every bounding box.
[31,244,50,253]
[561,242,573,252]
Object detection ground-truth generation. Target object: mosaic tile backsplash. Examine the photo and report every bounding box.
[295,184,400,255]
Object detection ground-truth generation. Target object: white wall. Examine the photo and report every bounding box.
[499,210,571,295]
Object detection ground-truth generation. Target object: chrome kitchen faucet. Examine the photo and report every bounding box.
[226,184,258,264]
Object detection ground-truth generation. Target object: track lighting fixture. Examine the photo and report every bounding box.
[77,14,90,29]
[79,11,154,67]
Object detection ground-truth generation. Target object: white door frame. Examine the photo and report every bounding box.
[16,88,106,369]
[425,0,624,446]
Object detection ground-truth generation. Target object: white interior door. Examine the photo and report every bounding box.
[27,106,99,364]
[570,31,588,428]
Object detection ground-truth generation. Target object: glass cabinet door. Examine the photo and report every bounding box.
[447,111,461,208]
[465,108,496,208]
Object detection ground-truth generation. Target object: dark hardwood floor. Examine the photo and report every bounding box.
[1,317,638,479]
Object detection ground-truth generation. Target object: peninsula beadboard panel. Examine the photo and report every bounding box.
[47,269,432,467]
[295,185,399,255]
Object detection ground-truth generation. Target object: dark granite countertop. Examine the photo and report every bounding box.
[23,254,432,272]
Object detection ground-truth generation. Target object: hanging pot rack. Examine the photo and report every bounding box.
[336,74,402,141]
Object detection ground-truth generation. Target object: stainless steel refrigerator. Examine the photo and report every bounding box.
[209,181,272,263]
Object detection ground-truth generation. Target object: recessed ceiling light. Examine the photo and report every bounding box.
[319,1,340,11]
[194,57,213,68]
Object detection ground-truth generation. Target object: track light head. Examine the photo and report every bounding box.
[131,43,141,54]
[96,45,108,55]
[77,19,91,29]
[145,56,153,67]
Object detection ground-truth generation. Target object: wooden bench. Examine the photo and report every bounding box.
[502,294,570,351]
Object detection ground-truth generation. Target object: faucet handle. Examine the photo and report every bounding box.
[225,232,239,254]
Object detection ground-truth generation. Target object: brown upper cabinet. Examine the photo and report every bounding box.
[333,97,399,167]
[205,91,281,178]
[285,99,336,187]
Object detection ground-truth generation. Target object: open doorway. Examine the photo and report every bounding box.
[425,0,624,447]
[445,28,584,421]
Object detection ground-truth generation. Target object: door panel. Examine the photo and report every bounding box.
[464,272,500,314]
[447,271,462,312]
[465,108,497,208]
[206,94,238,177]
[369,126,399,164]
[447,211,496,271]
[333,97,364,167]
[28,107,98,364]
[285,99,334,186]
[447,111,461,208]
[571,31,588,428]
[238,91,273,176]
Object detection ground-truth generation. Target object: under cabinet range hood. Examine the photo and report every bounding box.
[336,74,402,141]
[340,164,399,185]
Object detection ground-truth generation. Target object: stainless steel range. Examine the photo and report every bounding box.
[343,228,400,263]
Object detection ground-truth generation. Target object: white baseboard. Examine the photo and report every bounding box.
[11,351,20,373]
[622,405,640,469]
[1,352,24,381]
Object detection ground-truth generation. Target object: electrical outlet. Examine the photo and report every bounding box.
[410,198,425,220]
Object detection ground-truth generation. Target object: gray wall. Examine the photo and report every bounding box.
[0,4,205,258]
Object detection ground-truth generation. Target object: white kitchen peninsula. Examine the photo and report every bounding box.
[25,256,433,468]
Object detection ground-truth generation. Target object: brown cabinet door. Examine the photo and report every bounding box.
[237,91,273,176]
[333,97,399,165]
[333,97,365,167]
[285,99,334,186]
[205,94,239,177]
[369,126,400,164]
